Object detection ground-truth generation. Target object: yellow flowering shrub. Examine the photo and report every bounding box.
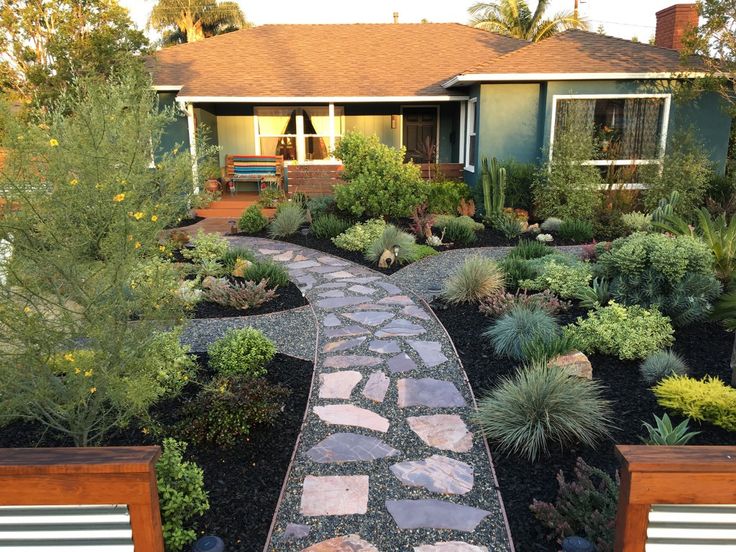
[654,375,736,432]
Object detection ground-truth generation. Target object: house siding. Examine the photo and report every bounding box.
[156,93,189,162]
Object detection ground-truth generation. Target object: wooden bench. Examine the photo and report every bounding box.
[225,154,284,193]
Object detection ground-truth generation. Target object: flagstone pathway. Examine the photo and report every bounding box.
[230,237,513,552]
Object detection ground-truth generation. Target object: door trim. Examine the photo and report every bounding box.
[400,104,440,163]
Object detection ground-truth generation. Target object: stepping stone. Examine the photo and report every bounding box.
[294,254,309,261]
[316,282,349,289]
[390,455,474,495]
[385,499,491,532]
[402,305,431,320]
[407,415,473,452]
[319,371,362,399]
[408,341,448,367]
[319,290,345,298]
[376,319,426,338]
[317,297,368,309]
[259,248,281,255]
[302,534,378,552]
[414,543,489,552]
[323,337,366,353]
[378,294,415,306]
[398,378,466,408]
[343,276,381,284]
[318,256,350,267]
[353,303,392,310]
[323,314,342,327]
[362,371,390,403]
[300,475,369,516]
[279,523,310,542]
[324,355,382,368]
[348,284,377,295]
[296,275,317,289]
[306,433,399,463]
[377,281,402,294]
[325,325,369,338]
[310,265,350,274]
[368,340,401,354]
[288,260,321,269]
[324,270,356,280]
[387,353,418,374]
[314,405,389,432]
[343,311,394,326]
[272,250,294,262]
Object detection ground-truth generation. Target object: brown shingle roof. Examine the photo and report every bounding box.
[458,30,704,76]
[150,23,527,97]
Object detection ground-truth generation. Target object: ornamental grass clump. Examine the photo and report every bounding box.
[207,327,276,379]
[485,305,561,361]
[565,302,674,361]
[268,203,306,237]
[365,225,418,266]
[442,218,478,246]
[640,350,689,384]
[654,375,736,432]
[507,239,554,260]
[558,219,594,243]
[441,256,505,304]
[474,363,613,462]
[311,213,351,240]
[241,260,289,288]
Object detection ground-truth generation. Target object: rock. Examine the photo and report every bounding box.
[525,223,540,234]
[408,340,448,367]
[300,475,369,516]
[301,535,378,552]
[390,455,474,495]
[375,319,426,338]
[368,340,401,354]
[317,297,368,309]
[387,353,418,374]
[306,433,399,463]
[343,311,395,326]
[314,404,390,432]
[549,350,592,379]
[280,523,310,542]
[362,371,390,403]
[323,337,367,353]
[319,371,362,399]
[378,295,415,306]
[407,414,473,452]
[414,543,489,552]
[385,499,491,531]
[397,378,466,408]
[324,325,369,338]
[402,305,431,320]
[348,285,377,295]
[323,355,382,369]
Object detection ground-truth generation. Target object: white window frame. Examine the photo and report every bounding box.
[465,98,477,172]
[253,104,345,164]
[548,93,672,179]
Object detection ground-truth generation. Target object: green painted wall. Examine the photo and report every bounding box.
[156,92,189,161]
[344,104,402,149]
[215,116,255,167]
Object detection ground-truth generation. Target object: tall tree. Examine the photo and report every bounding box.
[149,0,250,45]
[0,1,148,109]
[469,0,587,42]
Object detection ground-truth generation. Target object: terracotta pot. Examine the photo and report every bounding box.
[205,179,220,193]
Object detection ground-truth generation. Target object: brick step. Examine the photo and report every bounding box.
[205,199,259,209]
[195,207,249,218]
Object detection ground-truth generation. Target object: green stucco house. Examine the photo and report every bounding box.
[149,3,731,194]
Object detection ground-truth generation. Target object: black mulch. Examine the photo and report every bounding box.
[166,216,205,229]
[432,299,736,552]
[193,280,308,318]
[0,353,313,552]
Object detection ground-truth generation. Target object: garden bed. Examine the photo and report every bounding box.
[0,352,313,551]
[433,299,735,551]
[166,215,204,229]
[193,280,307,318]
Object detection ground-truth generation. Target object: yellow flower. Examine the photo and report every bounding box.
[49,138,59,147]
[84,369,93,378]
[63,353,75,363]
[183,374,189,381]
[132,211,144,220]
[89,387,96,394]
[95,183,103,190]
[23,306,31,314]
[142,427,149,435]
[151,215,158,222]
[74,367,81,374]
[69,178,78,187]
[159,245,166,252]
[134,241,142,249]
[127,235,133,241]
[113,193,125,203]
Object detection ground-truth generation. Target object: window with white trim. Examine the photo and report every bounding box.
[255,106,344,162]
[465,99,477,171]
[551,95,670,183]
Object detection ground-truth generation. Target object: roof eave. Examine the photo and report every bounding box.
[168,94,470,103]
[443,72,711,87]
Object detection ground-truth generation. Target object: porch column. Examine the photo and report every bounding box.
[459,101,466,166]
[184,102,199,193]
[329,103,336,154]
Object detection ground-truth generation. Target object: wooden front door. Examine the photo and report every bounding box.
[403,107,438,163]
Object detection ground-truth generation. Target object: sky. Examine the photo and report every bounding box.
[120,0,681,42]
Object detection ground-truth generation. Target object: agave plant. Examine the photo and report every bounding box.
[641,413,699,446]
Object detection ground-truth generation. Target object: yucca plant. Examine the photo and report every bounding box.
[641,413,700,445]
[474,363,613,462]
[442,256,505,304]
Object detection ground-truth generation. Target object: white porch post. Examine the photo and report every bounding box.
[184,102,199,192]
[458,101,466,166]
[296,111,305,162]
[328,103,336,154]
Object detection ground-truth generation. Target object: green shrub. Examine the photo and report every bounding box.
[621,211,652,233]
[558,219,594,243]
[541,217,563,232]
[207,328,276,378]
[642,129,713,218]
[268,203,305,238]
[311,213,351,240]
[597,232,722,326]
[145,330,198,397]
[333,131,427,218]
[479,289,570,317]
[202,278,276,310]
[519,256,593,299]
[179,376,289,447]
[238,205,269,234]
[485,306,560,361]
[182,230,229,264]
[365,225,418,265]
[221,247,256,275]
[441,256,505,304]
[427,180,471,214]
[504,160,536,212]
[434,214,484,232]
[241,260,289,288]
[412,244,439,260]
[654,375,736,431]
[565,302,674,360]
[488,212,524,240]
[306,195,335,217]
[157,439,209,552]
[443,218,477,246]
[530,458,618,551]
[575,276,612,309]
[507,239,553,260]
[641,413,699,445]
[640,350,689,384]
[522,334,578,364]
[499,256,537,291]
[332,218,386,251]
[474,364,613,461]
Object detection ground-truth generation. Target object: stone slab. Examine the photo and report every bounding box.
[302,535,378,552]
[279,523,310,542]
[300,475,369,516]
[387,353,418,374]
[323,314,342,327]
[368,340,401,354]
[317,296,369,309]
[319,371,363,399]
[378,294,415,306]
[397,378,466,408]
[376,319,427,338]
[314,404,389,432]
[323,355,382,369]
[407,414,473,452]
[348,284,377,295]
[408,340,448,367]
[323,337,367,353]
[362,371,390,403]
[390,455,474,495]
[402,305,431,320]
[414,543,489,552]
[344,311,395,327]
[324,325,369,338]
[385,499,491,532]
[306,432,399,463]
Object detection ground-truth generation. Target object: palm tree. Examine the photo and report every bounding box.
[149,0,249,45]
[469,0,587,42]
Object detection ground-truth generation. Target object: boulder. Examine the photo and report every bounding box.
[550,350,592,379]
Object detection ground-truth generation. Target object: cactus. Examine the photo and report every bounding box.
[481,156,506,217]
[651,191,680,223]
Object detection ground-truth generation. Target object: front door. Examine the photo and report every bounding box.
[403,107,438,163]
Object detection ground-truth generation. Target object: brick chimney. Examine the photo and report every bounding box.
[655,4,699,50]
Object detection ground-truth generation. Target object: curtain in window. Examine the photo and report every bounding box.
[303,107,331,136]
[622,99,662,159]
[256,108,292,135]
[555,99,596,135]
